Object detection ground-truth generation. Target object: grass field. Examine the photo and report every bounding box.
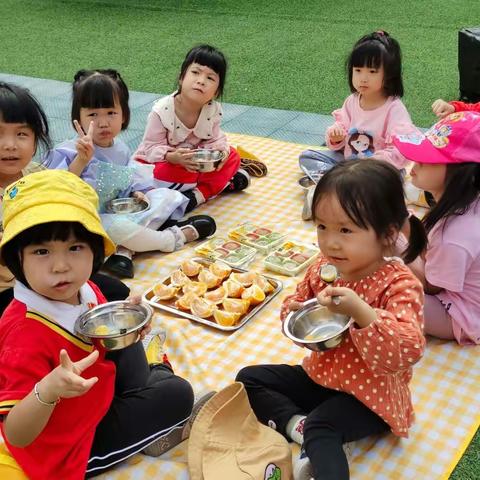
[0,1,479,477]
[1,0,480,127]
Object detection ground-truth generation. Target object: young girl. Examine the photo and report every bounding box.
[432,97,480,118]
[237,159,427,480]
[44,69,216,279]
[133,44,250,213]
[0,81,129,312]
[299,31,416,177]
[394,111,480,345]
[0,169,198,479]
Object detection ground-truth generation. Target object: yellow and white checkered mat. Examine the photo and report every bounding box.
[13,133,476,480]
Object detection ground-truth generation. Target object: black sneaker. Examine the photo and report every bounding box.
[102,254,134,279]
[223,169,251,193]
[176,215,217,240]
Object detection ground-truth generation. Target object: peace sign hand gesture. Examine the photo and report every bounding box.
[37,349,99,403]
[73,119,95,167]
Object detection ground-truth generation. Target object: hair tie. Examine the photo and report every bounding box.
[376,30,385,36]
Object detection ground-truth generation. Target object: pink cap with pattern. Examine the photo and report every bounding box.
[393,111,480,164]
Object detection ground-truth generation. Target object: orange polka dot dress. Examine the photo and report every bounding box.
[281,257,425,437]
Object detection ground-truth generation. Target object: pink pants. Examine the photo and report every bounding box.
[424,294,454,340]
[152,147,241,201]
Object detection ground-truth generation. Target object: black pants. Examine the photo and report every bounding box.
[0,272,130,316]
[86,342,194,478]
[236,364,389,480]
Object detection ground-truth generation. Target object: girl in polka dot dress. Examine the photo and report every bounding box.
[134,44,249,213]
[237,159,427,480]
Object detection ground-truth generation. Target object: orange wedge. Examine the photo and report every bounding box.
[204,286,227,304]
[170,269,191,287]
[152,283,180,300]
[230,271,256,287]
[222,298,250,314]
[182,281,208,296]
[180,259,203,277]
[241,284,266,305]
[190,298,215,318]
[198,269,222,289]
[176,292,199,311]
[223,279,245,298]
[209,261,232,279]
[253,275,274,294]
[213,309,241,327]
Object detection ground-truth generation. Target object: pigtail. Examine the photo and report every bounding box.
[402,215,428,264]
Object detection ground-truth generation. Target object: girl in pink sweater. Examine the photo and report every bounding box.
[299,31,417,177]
[134,45,249,213]
[237,159,427,480]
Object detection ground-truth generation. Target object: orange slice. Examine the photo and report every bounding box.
[175,292,199,311]
[198,269,222,289]
[253,275,274,294]
[223,279,245,298]
[170,269,191,287]
[241,284,266,305]
[180,259,203,277]
[204,286,227,304]
[152,283,180,300]
[222,298,250,314]
[182,281,208,296]
[230,271,257,287]
[190,298,215,318]
[209,261,232,279]
[213,309,241,327]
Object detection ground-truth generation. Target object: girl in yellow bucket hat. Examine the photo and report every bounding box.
[0,169,198,479]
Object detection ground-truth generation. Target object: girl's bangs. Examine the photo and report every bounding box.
[77,76,118,109]
[350,42,384,69]
[189,50,224,76]
[0,90,36,125]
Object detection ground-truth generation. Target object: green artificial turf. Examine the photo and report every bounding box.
[0,1,479,477]
[1,0,480,127]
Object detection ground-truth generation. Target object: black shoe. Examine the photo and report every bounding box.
[223,168,251,193]
[103,255,134,279]
[183,190,198,213]
[177,215,216,240]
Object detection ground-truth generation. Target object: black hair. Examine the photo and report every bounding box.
[2,222,105,288]
[423,163,480,233]
[71,69,130,130]
[178,45,227,97]
[0,82,51,154]
[347,30,404,98]
[312,159,427,264]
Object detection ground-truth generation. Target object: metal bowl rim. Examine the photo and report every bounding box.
[104,197,150,214]
[283,299,352,344]
[74,301,153,338]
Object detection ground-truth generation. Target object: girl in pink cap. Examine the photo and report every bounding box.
[134,45,249,213]
[394,111,480,345]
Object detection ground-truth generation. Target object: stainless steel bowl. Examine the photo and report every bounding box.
[74,301,153,351]
[283,299,352,351]
[192,149,226,172]
[105,197,150,214]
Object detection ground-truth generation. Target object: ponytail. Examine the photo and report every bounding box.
[402,214,428,264]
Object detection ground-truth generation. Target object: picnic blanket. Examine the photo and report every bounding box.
[2,133,476,480]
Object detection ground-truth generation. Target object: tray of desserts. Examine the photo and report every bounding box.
[264,240,320,276]
[142,258,282,331]
[228,222,287,254]
[194,237,257,268]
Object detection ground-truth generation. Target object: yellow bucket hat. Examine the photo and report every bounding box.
[1,169,115,257]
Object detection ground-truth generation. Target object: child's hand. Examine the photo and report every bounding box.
[166,148,198,172]
[215,150,230,171]
[73,120,95,166]
[126,295,152,341]
[328,125,346,144]
[287,300,304,312]
[431,99,455,118]
[38,349,99,403]
[317,286,376,328]
[132,191,147,202]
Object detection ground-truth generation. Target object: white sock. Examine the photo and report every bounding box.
[286,414,306,445]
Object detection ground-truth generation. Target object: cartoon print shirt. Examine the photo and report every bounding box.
[325,93,417,169]
[281,257,425,438]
